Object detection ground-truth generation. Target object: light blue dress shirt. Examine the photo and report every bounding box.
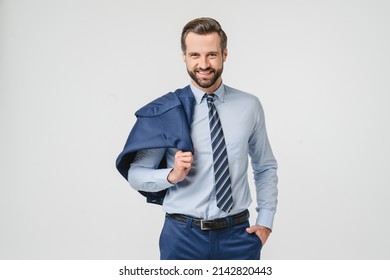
[128,83,278,229]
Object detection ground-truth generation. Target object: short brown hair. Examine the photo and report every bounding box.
[181,17,228,53]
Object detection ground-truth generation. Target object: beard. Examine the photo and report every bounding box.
[187,66,223,89]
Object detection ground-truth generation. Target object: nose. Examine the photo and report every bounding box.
[199,56,210,69]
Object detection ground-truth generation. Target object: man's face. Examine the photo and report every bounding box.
[183,32,227,93]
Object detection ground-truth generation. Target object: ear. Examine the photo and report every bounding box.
[182,52,186,62]
[223,49,228,62]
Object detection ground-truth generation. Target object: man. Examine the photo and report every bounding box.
[116,17,278,260]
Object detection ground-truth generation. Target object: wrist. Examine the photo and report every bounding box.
[167,169,177,184]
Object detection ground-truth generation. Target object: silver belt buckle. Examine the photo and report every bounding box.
[200,220,212,230]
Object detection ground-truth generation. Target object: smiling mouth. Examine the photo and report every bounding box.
[197,69,214,77]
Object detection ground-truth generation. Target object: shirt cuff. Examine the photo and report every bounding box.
[255,209,275,231]
[153,168,175,190]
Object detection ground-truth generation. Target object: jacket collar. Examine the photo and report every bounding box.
[175,85,196,128]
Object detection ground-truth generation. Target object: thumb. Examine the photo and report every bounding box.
[246,226,256,234]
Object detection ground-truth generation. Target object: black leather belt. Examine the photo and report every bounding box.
[166,210,249,230]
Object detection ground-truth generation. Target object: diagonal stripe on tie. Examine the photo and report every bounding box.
[205,93,233,213]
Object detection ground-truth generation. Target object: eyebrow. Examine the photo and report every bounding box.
[187,51,219,56]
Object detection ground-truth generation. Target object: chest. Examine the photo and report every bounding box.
[191,102,255,159]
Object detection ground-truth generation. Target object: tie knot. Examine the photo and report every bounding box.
[205,93,215,104]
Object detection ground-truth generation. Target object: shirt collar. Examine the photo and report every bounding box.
[190,82,226,105]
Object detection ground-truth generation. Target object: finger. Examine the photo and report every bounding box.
[182,162,192,169]
[175,150,184,157]
[246,227,256,234]
[181,156,193,163]
[175,149,192,156]
[181,151,193,157]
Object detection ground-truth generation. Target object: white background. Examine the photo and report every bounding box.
[1,0,389,259]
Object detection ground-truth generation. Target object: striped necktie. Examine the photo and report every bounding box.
[205,93,233,213]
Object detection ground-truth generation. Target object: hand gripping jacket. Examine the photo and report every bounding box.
[116,86,196,205]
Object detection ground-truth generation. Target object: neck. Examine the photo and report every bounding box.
[191,79,222,94]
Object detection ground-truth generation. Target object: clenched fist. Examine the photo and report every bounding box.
[167,150,193,184]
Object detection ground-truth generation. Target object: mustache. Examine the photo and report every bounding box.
[195,67,215,72]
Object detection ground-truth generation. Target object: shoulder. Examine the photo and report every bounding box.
[224,85,262,108]
[135,86,193,117]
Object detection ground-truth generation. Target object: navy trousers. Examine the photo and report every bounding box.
[159,215,262,260]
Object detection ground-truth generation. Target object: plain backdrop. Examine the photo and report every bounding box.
[1,0,389,259]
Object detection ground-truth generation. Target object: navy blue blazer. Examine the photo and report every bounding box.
[116,86,196,205]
